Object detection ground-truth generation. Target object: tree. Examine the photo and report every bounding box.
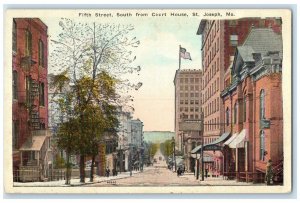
[50,18,141,183]
[160,139,173,158]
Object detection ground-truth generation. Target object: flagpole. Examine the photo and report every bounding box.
[179,45,181,70]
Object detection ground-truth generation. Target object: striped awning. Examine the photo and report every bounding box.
[228,129,247,148]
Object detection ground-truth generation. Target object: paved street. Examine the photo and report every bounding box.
[86,149,261,187]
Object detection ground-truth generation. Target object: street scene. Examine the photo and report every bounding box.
[8,9,287,190]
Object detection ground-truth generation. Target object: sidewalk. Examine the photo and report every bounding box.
[178,173,265,186]
[13,170,143,187]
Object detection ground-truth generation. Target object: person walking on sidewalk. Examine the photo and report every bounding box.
[265,159,273,185]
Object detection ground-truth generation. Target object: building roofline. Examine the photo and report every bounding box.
[196,20,207,35]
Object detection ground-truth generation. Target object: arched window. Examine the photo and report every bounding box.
[226,107,230,126]
[243,95,247,122]
[234,102,237,124]
[260,89,265,119]
[260,130,265,161]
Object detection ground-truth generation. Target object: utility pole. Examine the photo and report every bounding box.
[201,112,204,181]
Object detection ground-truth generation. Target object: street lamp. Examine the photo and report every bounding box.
[172,137,176,172]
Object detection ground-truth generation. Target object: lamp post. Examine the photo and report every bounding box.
[172,137,176,172]
[200,112,204,181]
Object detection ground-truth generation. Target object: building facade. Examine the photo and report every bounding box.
[12,18,52,181]
[196,18,282,175]
[174,69,202,171]
[221,27,283,183]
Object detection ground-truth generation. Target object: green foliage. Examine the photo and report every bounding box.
[54,154,65,169]
[160,139,173,157]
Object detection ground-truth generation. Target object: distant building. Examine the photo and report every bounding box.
[221,28,283,183]
[12,18,52,181]
[174,69,202,172]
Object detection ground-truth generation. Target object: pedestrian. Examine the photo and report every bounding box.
[265,159,273,185]
[205,168,208,178]
[106,167,110,177]
[177,168,180,176]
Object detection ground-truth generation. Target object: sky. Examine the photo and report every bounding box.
[41,9,203,132]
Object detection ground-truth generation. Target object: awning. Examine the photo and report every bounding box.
[19,135,46,151]
[207,132,230,146]
[191,145,203,154]
[190,132,230,154]
[224,133,238,146]
[191,152,214,162]
[228,129,247,148]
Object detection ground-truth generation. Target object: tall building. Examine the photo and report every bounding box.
[12,18,52,181]
[174,69,202,171]
[196,18,282,175]
[221,27,283,183]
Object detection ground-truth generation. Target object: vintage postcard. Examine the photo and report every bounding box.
[4,8,292,194]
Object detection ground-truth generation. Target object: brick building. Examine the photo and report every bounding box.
[174,69,202,172]
[221,27,283,183]
[12,18,52,181]
[196,18,282,176]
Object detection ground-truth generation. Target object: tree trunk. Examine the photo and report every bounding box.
[90,155,95,182]
[79,154,85,183]
[65,151,71,185]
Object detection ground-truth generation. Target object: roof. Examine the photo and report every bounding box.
[236,46,255,62]
[20,135,47,151]
[196,20,207,35]
[243,28,283,58]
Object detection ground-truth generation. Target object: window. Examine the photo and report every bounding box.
[185,78,188,83]
[39,82,45,106]
[190,115,194,119]
[180,86,183,91]
[185,86,188,91]
[195,107,199,112]
[185,107,188,112]
[180,100,183,104]
[226,107,230,126]
[260,130,265,161]
[12,120,19,149]
[25,29,32,56]
[13,70,18,100]
[234,102,238,124]
[243,95,247,122]
[185,100,188,104]
[185,93,188,97]
[180,78,184,83]
[190,100,194,105]
[190,93,194,97]
[13,20,17,53]
[180,93,184,97]
[195,100,199,105]
[190,86,194,91]
[260,89,265,119]
[180,107,183,112]
[38,40,45,67]
[230,35,238,46]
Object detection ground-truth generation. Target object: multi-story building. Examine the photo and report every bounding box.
[130,119,144,170]
[196,18,282,175]
[174,69,202,171]
[12,18,52,181]
[221,27,283,183]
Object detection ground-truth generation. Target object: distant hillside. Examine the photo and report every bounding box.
[144,131,175,143]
